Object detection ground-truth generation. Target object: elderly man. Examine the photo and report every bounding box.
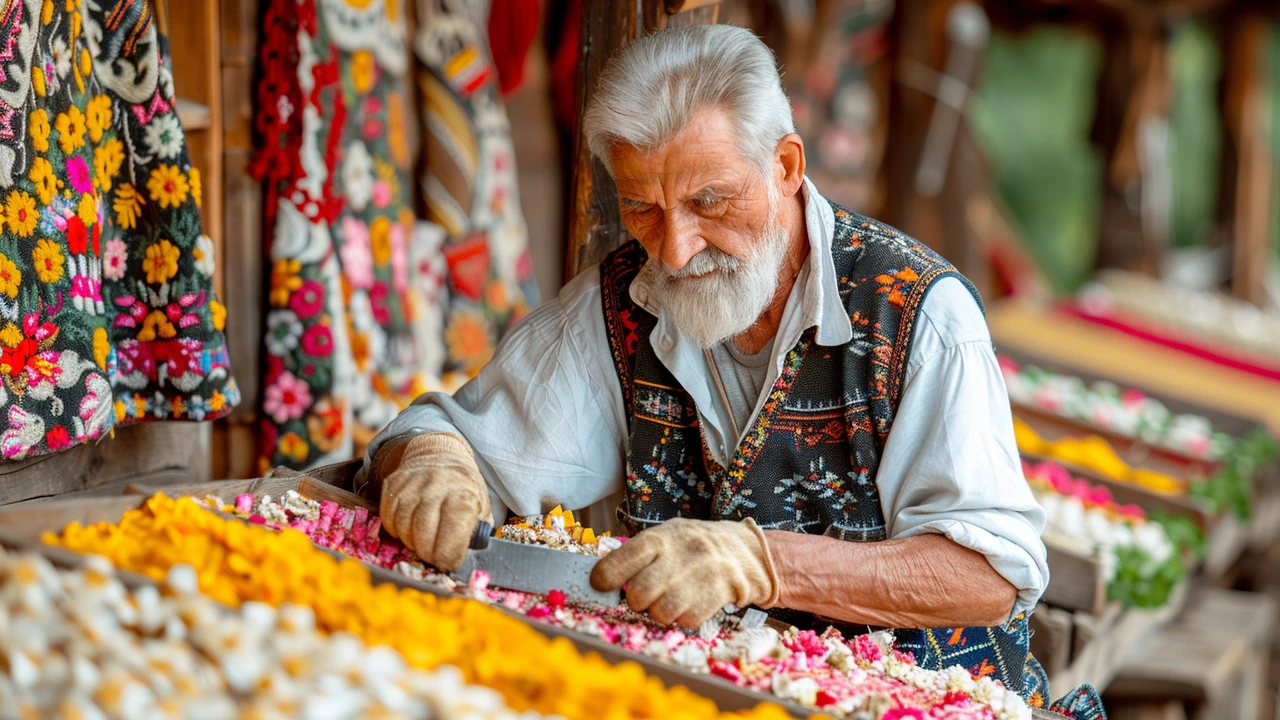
[362,25,1049,698]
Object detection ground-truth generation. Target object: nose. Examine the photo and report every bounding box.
[658,209,705,270]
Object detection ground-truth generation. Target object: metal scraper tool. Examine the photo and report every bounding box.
[452,521,622,607]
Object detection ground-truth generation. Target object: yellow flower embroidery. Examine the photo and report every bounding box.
[6,190,39,237]
[32,238,65,284]
[77,192,97,228]
[112,183,145,230]
[189,166,202,208]
[350,50,376,95]
[93,138,124,192]
[137,310,177,341]
[146,164,189,209]
[29,157,58,206]
[92,327,110,369]
[29,109,50,152]
[210,390,227,413]
[54,106,87,154]
[369,216,392,265]
[0,253,20,299]
[210,299,226,332]
[0,322,21,348]
[279,432,309,463]
[31,66,45,97]
[269,259,302,307]
[142,240,180,285]
[85,94,111,143]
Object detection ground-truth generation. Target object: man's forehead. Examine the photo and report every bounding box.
[611,142,746,194]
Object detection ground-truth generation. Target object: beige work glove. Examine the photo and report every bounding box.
[369,433,492,572]
[590,517,780,627]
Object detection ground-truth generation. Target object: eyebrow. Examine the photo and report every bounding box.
[618,197,652,210]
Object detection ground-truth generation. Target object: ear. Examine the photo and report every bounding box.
[774,133,806,197]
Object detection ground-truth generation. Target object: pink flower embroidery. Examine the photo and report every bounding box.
[339,216,373,289]
[289,280,325,318]
[300,323,333,357]
[66,156,93,193]
[389,221,408,292]
[103,239,128,280]
[369,282,391,325]
[881,709,927,720]
[263,371,312,424]
[372,179,392,209]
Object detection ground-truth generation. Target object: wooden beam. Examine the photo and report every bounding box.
[1044,542,1109,614]
[0,424,210,506]
[1223,16,1272,306]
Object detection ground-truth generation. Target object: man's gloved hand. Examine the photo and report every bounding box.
[370,433,492,572]
[589,517,780,627]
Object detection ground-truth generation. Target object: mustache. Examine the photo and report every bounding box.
[657,246,745,280]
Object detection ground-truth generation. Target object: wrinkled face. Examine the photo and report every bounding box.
[610,107,790,348]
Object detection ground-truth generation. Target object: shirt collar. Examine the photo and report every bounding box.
[628,176,853,348]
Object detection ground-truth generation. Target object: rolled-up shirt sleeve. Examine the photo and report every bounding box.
[363,267,628,518]
[875,279,1049,618]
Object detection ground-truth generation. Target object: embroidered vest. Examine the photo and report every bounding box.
[599,202,1038,698]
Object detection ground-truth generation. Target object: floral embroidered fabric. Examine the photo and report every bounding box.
[415,0,539,376]
[0,0,237,460]
[253,0,539,472]
[253,0,445,473]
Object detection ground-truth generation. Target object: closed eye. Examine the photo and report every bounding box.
[688,188,729,215]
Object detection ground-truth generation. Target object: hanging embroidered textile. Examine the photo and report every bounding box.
[0,0,238,460]
[252,0,448,473]
[416,0,539,377]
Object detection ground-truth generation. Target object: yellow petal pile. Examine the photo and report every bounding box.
[1013,418,1187,495]
[45,494,792,720]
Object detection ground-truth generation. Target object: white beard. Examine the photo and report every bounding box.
[647,214,791,349]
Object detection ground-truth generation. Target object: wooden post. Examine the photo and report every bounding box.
[882,0,993,296]
[1222,15,1272,306]
[564,0,723,279]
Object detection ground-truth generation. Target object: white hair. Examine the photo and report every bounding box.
[582,25,795,177]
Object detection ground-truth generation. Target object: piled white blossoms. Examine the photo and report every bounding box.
[1082,270,1280,362]
[1001,363,1228,461]
[1033,488,1174,581]
[0,549,557,720]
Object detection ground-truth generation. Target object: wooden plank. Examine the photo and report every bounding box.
[988,303,1280,436]
[165,1,224,298]
[219,147,264,418]
[1055,581,1188,694]
[1043,542,1108,614]
[1107,588,1276,704]
[176,98,213,130]
[1106,701,1188,720]
[219,0,259,66]
[1029,603,1074,680]
[999,345,1267,440]
[0,424,210,506]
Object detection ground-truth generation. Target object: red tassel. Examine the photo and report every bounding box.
[488,0,540,97]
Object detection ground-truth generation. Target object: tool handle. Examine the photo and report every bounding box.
[469,520,492,550]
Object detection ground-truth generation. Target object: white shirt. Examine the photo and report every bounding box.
[366,179,1049,616]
